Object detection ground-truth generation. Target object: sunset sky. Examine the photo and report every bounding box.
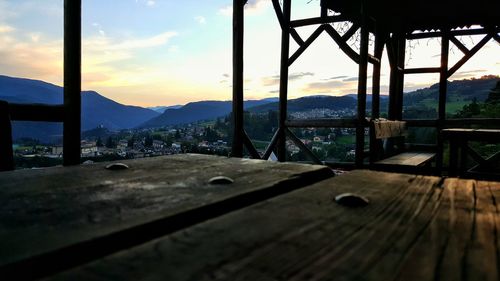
[0,0,498,107]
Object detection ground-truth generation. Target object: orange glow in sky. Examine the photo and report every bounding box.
[0,0,498,107]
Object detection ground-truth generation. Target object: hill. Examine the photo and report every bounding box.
[140,98,279,128]
[248,95,357,113]
[402,76,498,111]
[0,75,159,142]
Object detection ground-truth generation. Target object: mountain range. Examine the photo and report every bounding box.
[0,75,159,142]
[139,98,279,128]
[1,74,497,142]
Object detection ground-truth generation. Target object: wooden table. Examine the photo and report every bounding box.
[442,128,500,178]
[1,154,499,280]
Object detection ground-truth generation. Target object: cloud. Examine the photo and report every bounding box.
[0,24,14,33]
[135,0,155,7]
[342,76,372,82]
[84,31,177,52]
[218,6,232,16]
[261,72,314,86]
[194,16,206,25]
[92,23,106,37]
[219,0,271,17]
[302,79,359,95]
[323,75,348,80]
[450,69,487,79]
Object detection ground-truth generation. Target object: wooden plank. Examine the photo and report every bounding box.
[375,152,435,166]
[50,170,465,281]
[49,172,500,281]
[0,154,333,279]
[9,104,64,122]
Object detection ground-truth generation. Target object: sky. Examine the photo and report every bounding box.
[0,0,498,107]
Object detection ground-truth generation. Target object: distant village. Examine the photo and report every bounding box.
[12,108,362,168]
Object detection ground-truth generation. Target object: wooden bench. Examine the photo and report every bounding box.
[370,119,435,173]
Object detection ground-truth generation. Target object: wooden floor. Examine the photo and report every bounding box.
[1,154,499,280]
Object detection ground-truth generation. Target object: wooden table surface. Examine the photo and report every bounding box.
[1,154,499,280]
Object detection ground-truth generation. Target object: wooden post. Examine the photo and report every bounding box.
[0,101,14,171]
[387,35,397,120]
[277,0,291,162]
[231,0,245,158]
[396,35,406,120]
[355,10,369,167]
[63,0,81,166]
[370,30,385,164]
[436,29,449,173]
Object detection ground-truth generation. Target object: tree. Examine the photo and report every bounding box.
[96,137,103,147]
[144,134,153,147]
[105,136,116,148]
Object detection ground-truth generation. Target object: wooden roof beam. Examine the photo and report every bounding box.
[290,15,349,28]
[288,25,325,66]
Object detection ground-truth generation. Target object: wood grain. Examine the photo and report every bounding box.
[48,170,500,281]
[0,154,333,279]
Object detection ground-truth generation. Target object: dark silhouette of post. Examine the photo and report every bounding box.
[63,0,81,166]
[277,0,291,162]
[232,0,245,158]
[0,101,14,171]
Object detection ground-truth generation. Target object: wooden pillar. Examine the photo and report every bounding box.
[355,11,369,167]
[231,0,245,158]
[277,0,291,162]
[388,32,405,120]
[63,0,81,166]
[372,32,384,119]
[396,35,406,120]
[436,29,449,173]
[0,101,14,171]
[369,30,385,164]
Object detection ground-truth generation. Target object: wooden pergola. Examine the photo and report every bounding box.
[231,0,500,172]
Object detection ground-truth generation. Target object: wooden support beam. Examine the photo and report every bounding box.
[368,55,380,65]
[341,23,359,41]
[289,15,348,28]
[370,30,385,164]
[395,35,406,120]
[447,33,493,78]
[242,130,261,159]
[63,0,81,166]
[356,12,369,168]
[288,25,325,66]
[0,101,14,172]
[438,32,449,122]
[262,128,281,160]
[231,0,245,158]
[285,128,322,165]
[277,0,291,162]
[449,36,469,54]
[371,33,385,119]
[285,118,359,128]
[403,67,441,74]
[271,0,303,46]
[9,104,64,122]
[436,29,449,174]
[290,29,305,46]
[324,24,360,64]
